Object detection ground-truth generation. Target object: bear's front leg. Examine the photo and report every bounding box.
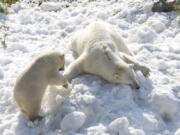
[63,53,86,81]
[120,52,150,77]
[137,64,151,77]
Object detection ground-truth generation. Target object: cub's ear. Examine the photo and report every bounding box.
[128,64,134,68]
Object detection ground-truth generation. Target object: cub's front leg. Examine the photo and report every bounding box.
[48,72,68,87]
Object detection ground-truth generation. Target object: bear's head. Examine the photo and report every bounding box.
[100,61,139,89]
[91,46,139,89]
[112,63,139,89]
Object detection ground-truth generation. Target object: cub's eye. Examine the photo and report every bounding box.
[59,55,64,60]
[61,54,64,58]
[114,74,120,80]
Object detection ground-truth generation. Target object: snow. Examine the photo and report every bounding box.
[142,113,158,131]
[147,19,166,33]
[0,0,180,135]
[0,68,4,79]
[152,90,179,121]
[61,111,86,131]
[128,127,145,135]
[175,129,180,135]
[107,117,129,134]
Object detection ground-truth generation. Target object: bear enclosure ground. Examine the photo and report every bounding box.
[0,0,180,135]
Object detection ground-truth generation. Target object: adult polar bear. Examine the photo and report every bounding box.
[64,21,150,89]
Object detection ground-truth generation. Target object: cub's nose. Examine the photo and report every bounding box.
[59,66,64,71]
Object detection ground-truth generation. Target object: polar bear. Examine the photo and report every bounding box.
[64,21,150,89]
[14,51,69,121]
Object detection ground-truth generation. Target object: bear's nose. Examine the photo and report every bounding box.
[131,81,140,90]
[135,84,140,89]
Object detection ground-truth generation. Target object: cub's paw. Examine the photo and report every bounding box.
[62,82,72,96]
[29,115,43,122]
[140,65,150,77]
[63,82,72,90]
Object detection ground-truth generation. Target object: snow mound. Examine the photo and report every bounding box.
[0,58,12,66]
[108,117,146,135]
[142,113,158,131]
[41,2,67,11]
[108,117,129,134]
[87,124,108,135]
[175,129,180,135]
[129,26,156,43]
[7,44,28,53]
[147,19,166,33]
[128,127,145,135]
[0,68,4,79]
[61,111,86,131]
[152,90,179,121]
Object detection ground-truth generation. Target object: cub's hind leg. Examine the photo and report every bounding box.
[26,102,42,121]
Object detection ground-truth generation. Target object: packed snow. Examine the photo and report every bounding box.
[61,111,86,131]
[0,0,180,135]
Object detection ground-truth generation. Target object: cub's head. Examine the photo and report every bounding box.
[39,51,65,71]
[51,52,65,71]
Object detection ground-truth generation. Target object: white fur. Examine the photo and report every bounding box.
[64,21,150,88]
[14,51,68,121]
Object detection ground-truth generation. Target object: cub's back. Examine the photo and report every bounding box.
[14,59,47,93]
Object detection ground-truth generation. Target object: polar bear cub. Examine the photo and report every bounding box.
[64,21,150,89]
[14,51,69,121]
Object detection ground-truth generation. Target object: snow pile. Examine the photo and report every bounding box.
[108,117,130,134]
[61,111,86,131]
[175,129,180,135]
[41,2,69,12]
[0,0,180,135]
[152,89,180,121]
[142,113,159,131]
[0,68,4,79]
